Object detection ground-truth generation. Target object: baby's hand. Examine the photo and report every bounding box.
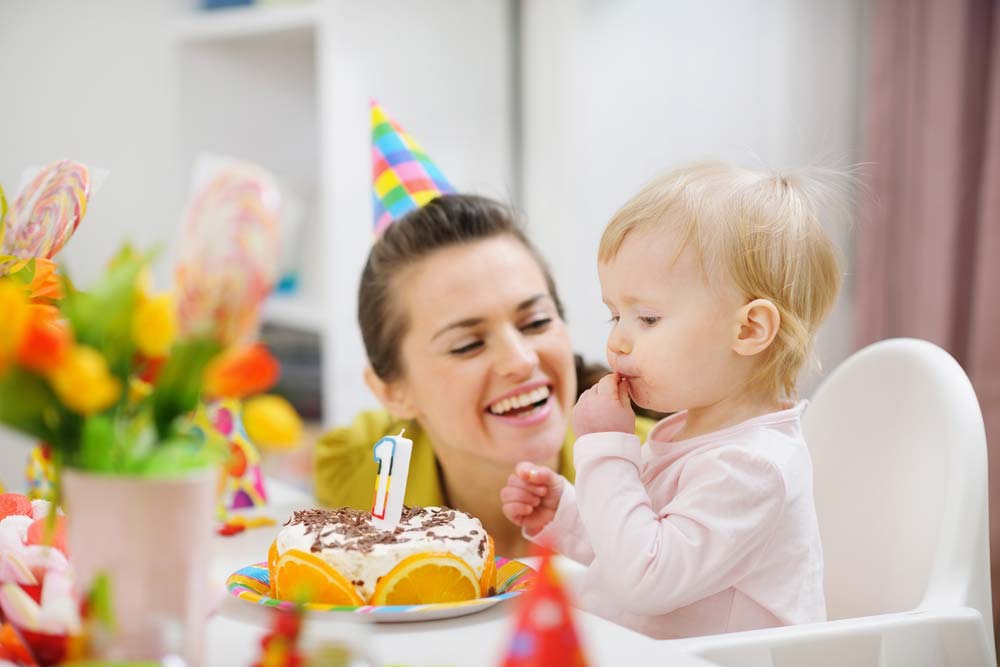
[500,462,563,537]
[572,373,635,437]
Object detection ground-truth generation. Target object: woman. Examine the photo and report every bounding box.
[314,194,653,557]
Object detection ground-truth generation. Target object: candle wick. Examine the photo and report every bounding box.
[397,428,406,438]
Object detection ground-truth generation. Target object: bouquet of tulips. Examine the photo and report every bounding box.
[0,248,291,477]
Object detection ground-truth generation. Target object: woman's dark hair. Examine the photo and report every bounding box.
[358,194,666,419]
[359,194,563,382]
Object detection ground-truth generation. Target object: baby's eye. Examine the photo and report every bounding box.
[638,316,660,327]
[607,315,620,324]
[450,340,484,355]
[520,317,552,333]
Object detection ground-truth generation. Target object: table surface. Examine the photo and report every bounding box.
[205,480,718,667]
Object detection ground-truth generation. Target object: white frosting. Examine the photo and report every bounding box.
[275,507,489,601]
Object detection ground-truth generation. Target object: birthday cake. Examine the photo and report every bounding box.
[269,506,495,606]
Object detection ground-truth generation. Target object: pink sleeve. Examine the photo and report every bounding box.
[574,432,786,616]
[524,478,595,565]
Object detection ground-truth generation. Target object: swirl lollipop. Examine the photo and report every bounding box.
[176,161,281,344]
[2,160,90,260]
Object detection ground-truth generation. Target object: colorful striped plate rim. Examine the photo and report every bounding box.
[226,556,535,615]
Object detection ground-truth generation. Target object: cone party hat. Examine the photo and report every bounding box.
[371,100,455,235]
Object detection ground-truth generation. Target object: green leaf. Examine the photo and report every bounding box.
[0,368,81,453]
[76,414,117,471]
[136,435,222,476]
[1,257,35,285]
[151,338,222,440]
[87,571,117,632]
[60,252,145,378]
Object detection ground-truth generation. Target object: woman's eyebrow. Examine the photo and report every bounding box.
[515,294,548,311]
[431,294,550,341]
[432,317,482,341]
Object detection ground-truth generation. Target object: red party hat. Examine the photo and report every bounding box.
[500,544,588,667]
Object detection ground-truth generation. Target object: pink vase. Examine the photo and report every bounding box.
[61,468,216,666]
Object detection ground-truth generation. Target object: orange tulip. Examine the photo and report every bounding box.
[203,343,280,399]
[16,317,71,376]
[27,258,62,302]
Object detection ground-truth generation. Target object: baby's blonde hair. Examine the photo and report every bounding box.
[599,160,846,399]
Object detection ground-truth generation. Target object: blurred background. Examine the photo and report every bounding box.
[1,0,998,646]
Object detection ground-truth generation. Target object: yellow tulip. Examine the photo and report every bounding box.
[133,292,177,358]
[49,345,122,415]
[128,376,154,405]
[243,394,303,451]
[0,281,29,375]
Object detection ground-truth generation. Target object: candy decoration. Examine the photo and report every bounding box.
[371,101,455,235]
[25,445,55,502]
[193,399,269,520]
[175,160,281,345]
[2,160,90,260]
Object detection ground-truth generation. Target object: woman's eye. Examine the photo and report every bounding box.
[450,340,484,355]
[638,316,660,327]
[521,317,552,333]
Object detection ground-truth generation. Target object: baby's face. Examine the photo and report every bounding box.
[598,225,748,414]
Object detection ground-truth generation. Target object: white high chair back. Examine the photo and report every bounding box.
[674,338,995,667]
[806,337,991,622]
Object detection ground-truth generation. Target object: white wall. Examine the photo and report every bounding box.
[522,0,865,395]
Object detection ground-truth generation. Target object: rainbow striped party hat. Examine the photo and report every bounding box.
[371,101,455,235]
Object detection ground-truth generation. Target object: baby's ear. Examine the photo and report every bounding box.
[364,365,419,419]
[733,299,781,357]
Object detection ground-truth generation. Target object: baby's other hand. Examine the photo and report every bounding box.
[500,462,563,537]
[572,373,635,437]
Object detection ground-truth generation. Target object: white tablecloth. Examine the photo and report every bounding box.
[205,480,717,667]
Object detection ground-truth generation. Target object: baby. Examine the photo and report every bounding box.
[501,161,842,639]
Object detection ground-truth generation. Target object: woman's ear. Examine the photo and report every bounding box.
[364,365,419,419]
[733,298,781,357]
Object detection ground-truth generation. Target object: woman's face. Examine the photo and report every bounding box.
[385,236,576,468]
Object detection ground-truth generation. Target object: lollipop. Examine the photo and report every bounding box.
[175,161,281,344]
[2,160,90,260]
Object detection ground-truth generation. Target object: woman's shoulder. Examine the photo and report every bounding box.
[635,414,656,441]
[314,409,421,508]
[315,409,413,457]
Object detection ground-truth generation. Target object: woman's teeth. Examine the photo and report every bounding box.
[488,386,550,416]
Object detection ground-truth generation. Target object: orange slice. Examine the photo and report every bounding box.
[370,552,480,605]
[267,539,279,596]
[480,535,495,596]
[273,549,364,606]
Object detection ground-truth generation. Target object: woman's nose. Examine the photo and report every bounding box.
[495,330,539,379]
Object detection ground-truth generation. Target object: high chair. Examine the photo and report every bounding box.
[673,338,995,667]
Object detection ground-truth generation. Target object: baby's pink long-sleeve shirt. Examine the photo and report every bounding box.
[530,401,826,639]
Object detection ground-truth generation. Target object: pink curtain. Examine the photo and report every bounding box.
[857,0,1000,646]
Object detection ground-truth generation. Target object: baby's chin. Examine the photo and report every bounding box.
[626,383,673,414]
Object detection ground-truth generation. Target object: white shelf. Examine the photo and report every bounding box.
[169,3,321,43]
[261,295,325,333]
[170,0,514,424]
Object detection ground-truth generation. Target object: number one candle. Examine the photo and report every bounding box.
[371,429,413,531]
